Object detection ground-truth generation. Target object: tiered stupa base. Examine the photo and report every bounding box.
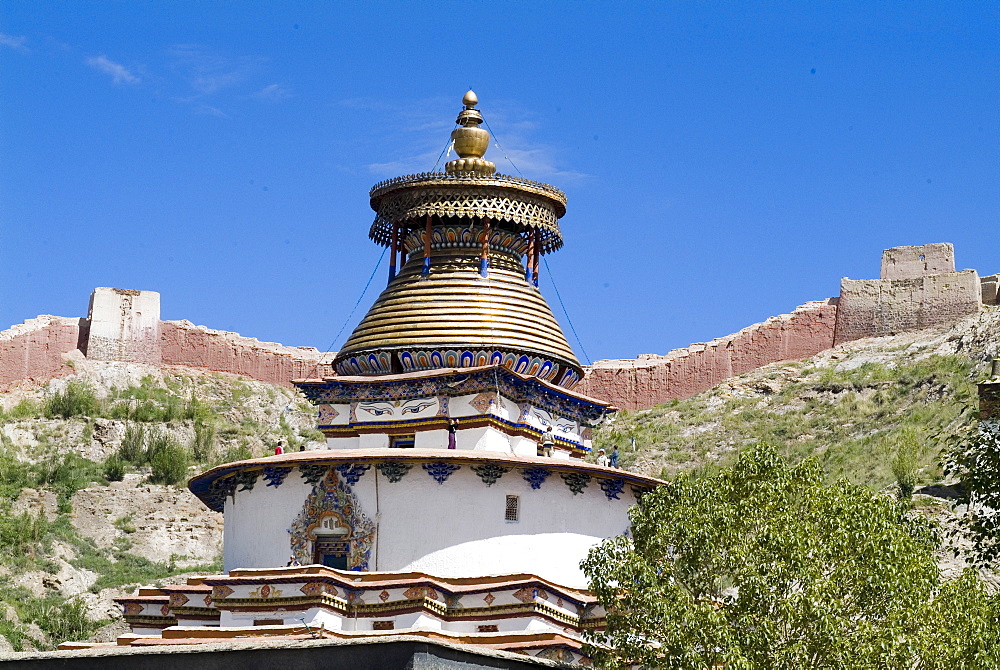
[73,566,599,664]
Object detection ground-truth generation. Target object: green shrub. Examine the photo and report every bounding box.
[103,377,207,423]
[298,427,325,443]
[148,435,189,485]
[118,423,146,463]
[0,510,50,560]
[191,420,216,462]
[29,596,100,644]
[218,442,253,465]
[35,454,105,511]
[3,399,42,421]
[113,514,135,534]
[46,380,101,418]
[76,549,219,591]
[0,450,34,500]
[0,581,107,649]
[103,454,126,482]
[184,391,214,423]
[145,430,171,463]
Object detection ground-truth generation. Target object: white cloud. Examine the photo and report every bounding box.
[498,147,590,181]
[253,84,292,102]
[0,33,28,52]
[169,43,260,95]
[194,104,229,118]
[86,55,140,84]
[366,149,446,177]
[191,72,242,95]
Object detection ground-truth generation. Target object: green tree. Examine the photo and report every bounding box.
[582,445,999,669]
[944,419,1000,567]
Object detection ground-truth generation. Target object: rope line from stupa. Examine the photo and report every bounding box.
[543,256,592,366]
[307,246,387,379]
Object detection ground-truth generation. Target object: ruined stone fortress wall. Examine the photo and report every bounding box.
[834,243,984,345]
[576,301,838,410]
[880,242,956,280]
[85,288,161,364]
[159,320,333,385]
[0,287,333,391]
[1,243,995,407]
[0,315,86,389]
[579,243,995,410]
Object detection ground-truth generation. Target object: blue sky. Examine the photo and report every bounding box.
[2,2,998,364]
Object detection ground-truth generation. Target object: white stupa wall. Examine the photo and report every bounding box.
[320,391,585,458]
[222,465,634,589]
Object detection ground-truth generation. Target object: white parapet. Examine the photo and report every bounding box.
[85,287,162,364]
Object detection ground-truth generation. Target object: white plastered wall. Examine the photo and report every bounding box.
[222,465,634,588]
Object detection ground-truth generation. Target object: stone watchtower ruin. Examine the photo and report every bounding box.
[880,243,956,280]
[834,242,988,344]
[82,287,162,364]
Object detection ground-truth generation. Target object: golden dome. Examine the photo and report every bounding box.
[333,92,583,388]
[335,244,582,387]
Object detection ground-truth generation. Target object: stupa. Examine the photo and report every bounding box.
[85,92,663,666]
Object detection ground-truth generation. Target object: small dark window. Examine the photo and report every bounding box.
[254,619,283,626]
[505,495,519,522]
[373,620,394,630]
[477,624,499,633]
[314,537,349,569]
[391,434,415,448]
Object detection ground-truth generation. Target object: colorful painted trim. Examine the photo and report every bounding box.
[319,415,587,454]
[288,468,375,570]
[334,349,578,388]
[297,366,607,424]
[402,225,529,257]
[190,452,660,513]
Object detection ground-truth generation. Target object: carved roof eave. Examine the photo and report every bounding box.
[367,173,566,254]
[188,448,662,512]
[293,365,612,423]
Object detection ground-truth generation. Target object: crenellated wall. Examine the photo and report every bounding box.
[159,320,333,386]
[576,300,838,410]
[0,316,85,389]
[0,314,333,393]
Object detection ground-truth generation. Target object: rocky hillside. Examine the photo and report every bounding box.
[595,307,1000,487]
[0,360,324,650]
[591,306,1000,589]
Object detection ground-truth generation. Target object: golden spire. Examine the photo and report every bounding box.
[446,90,496,176]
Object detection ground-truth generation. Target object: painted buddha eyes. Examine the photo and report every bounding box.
[533,410,576,434]
[359,399,436,417]
[360,404,393,416]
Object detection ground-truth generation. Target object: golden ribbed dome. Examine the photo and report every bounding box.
[333,92,583,388]
[335,246,581,386]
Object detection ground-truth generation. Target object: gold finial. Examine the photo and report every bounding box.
[447,90,495,176]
